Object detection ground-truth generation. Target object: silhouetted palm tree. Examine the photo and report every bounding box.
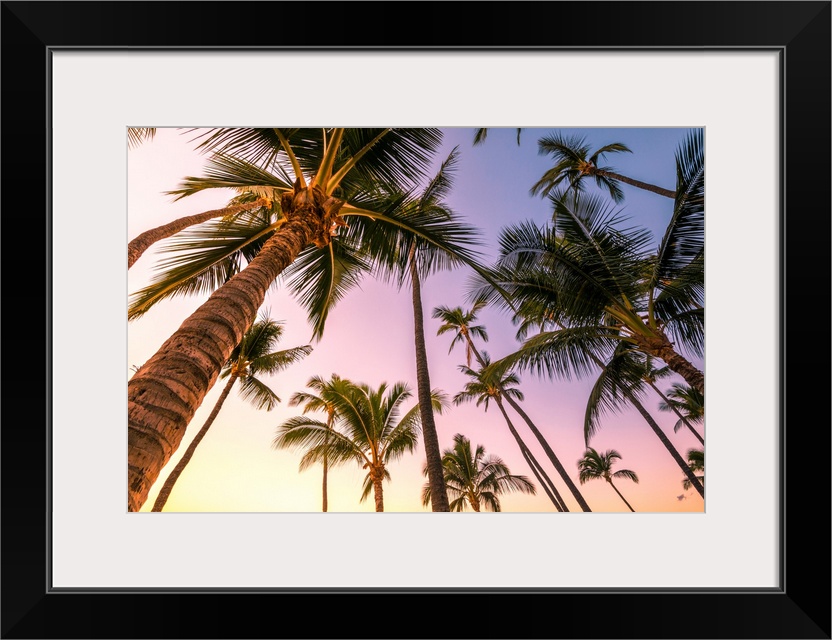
[422,434,536,512]
[577,447,639,512]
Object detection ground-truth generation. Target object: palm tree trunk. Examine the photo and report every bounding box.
[596,169,675,199]
[647,380,704,444]
[128,199,270,268]
[371,468,384,512]
[322,443,329,513]
[625,390,705,497]
[501,393,593,512]
[634,333,704,395]
[150,372,239,511]
[409,258,450,512]
[128,185,336,512]
[464,337,570,512]
[608,479,636,512]
[494,398,569,512]
[521,447,565,512]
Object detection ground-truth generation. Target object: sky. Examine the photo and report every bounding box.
[127,126,704,514]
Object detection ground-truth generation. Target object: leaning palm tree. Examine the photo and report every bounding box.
[127,128,493,511]
[581,341,704,496]
[274,378,447,512]
[453,352,591,512]
[683,448,705,491]
[422,433,536,512]
[532,132,675,201]
[577,448,639,512]
[285,374,345,512]
[150,312,312,511]
[433,301,570,512]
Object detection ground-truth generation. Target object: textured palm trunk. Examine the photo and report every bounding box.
[647,381,704,444]
[494,397,568,512]
[626,390,705,497]
[607,479,636,512]
[151,372,239,512]
[371,467,384,512]
[128,183,338,512]
[634,332,704,396]
[464,336,568,512]
[469,492,481,512]
[409,258,450,512]
[128,199,270,269]
[322,412,332,513]
[595,169,676,199]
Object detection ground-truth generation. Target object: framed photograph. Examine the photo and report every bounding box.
[3,1,829,638]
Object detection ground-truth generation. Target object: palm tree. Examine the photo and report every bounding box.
[658,382,704,438]
[472,130,704,395]
[273,378,446,512]
[683,448,705,491]
[532,132,675,201]
[285,374,345,512]
[581,342,705,496]
[433,301,569,512]
[452,352,591,512]
[367,149,473,512]
[577,448,639,512]
[150,312,312,511]
[422,433,536,512]
[127,128,492,511]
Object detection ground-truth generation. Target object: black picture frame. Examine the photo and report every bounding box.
[2,2,829,638]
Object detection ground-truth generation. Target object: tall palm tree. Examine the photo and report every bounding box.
[273,378,446,512]
[577,447,639,512]
[453,352,591,512]
[285,374,345,512]
[473,129,704,395]
[532,132,676,201]
[127,128,493,511]
[150,312,312,512]
[433,301,568,512]
[683,448,705,491]
[422,433,536,512]
[368,149,472,512]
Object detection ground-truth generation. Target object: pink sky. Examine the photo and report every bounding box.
[128,127,705,513]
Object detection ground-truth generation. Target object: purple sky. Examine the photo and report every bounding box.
[128,126,704,513]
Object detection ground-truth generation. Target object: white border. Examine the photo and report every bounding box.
[51,51,780,588]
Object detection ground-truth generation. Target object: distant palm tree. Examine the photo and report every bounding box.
[433,301,569,512]
[658,382,704,438]
[453,352,591,512]
[577,448,639,512]
[285,374,345,512]
[150,312,312,511]
[531,132,675,201]
[274,378,446,511]
[683,448,704,491]
[422,433,536,512]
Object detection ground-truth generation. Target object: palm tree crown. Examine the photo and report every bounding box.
[274,377,447,511]
[577,447,639,512]
[422,433,536,512]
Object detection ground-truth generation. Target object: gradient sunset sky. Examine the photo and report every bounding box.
[128,126,704,514]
